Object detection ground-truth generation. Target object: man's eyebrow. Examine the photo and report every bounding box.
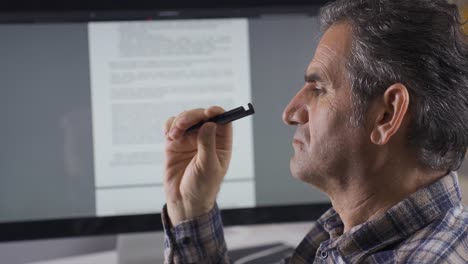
[304,72,324,83]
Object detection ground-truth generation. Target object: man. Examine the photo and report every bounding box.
[162,0,468,263]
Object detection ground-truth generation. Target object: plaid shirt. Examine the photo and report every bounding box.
[162,172,468,263]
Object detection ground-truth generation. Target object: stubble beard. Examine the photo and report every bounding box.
[290,148,331,191]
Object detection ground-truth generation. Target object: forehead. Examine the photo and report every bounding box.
[306,23,352,81]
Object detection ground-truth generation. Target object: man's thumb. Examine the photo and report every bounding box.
[197,122,217,163]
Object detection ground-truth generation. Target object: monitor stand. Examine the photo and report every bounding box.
[116,231,165,264]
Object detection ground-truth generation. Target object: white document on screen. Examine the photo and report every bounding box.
[88,19,255,216]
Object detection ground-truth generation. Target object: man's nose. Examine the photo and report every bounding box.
[282,92,308,126]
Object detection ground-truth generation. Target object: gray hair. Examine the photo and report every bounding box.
[320,0,468,171]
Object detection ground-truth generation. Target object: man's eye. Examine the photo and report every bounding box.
[304,83,325,96]
[312,88,324,95]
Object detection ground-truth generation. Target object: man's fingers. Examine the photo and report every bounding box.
[167,108,204,140]
[205,106,225,117]
[206,106,232,151]
[168,106,225,140]
[173,109,205,130]
[164,116,176,136]
[197,122,218,165]
[195,107,226,163]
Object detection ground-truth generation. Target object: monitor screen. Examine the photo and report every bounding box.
[0,5,330,239]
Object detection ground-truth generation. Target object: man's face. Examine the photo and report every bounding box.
[282,23,368,188]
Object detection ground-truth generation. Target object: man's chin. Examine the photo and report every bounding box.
[290,157,325,188]
[290,157,310,183]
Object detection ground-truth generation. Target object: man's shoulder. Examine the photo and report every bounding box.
[395,205,467,263]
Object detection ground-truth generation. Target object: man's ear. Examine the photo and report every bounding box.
[370,83,410,145]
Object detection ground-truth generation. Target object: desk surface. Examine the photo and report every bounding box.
[28,221,313,264]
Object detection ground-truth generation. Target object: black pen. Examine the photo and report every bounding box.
[186,103,255,133]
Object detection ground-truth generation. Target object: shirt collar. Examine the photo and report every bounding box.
[320,172,463,262]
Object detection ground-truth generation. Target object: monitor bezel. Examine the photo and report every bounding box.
[0,0,332,242]
[0,0,330,13]
[0,203,331,242]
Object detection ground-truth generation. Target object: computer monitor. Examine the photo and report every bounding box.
[0,0,331,242]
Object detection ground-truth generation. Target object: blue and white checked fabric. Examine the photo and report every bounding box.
[163,172,468,263]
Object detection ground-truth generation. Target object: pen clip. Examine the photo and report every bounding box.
[215,103,255,125]
[185,103,255,133]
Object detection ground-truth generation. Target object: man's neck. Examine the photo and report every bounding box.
[327,165,447,233]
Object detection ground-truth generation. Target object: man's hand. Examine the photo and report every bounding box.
[163,106,233,226]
